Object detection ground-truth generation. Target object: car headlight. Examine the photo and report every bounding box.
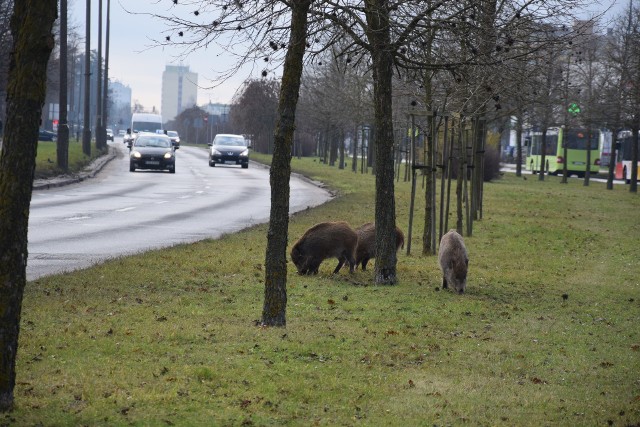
[239,149,249,157]
[131,151,141,158]
[164,152,173,159]
[211,149,221,155]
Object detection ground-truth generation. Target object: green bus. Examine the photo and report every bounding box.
[525,127,602,177]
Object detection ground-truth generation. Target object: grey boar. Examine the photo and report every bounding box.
[290,221,358,275]
[438,229,469,294]
[354,222,405,271]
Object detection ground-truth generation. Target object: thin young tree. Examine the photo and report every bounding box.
[0,0,58,412]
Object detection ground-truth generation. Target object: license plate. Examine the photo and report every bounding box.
[146,160,160,165]
[572,161,585,165]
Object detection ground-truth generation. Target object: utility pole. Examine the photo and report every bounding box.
[102,0,110,144]
[57,0,69,171]
[95,0,104,151]
[81,0,91,156]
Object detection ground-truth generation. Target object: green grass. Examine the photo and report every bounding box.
[34,139,104,179]
[11,154,640,426]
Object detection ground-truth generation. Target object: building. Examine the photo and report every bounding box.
[108,80,132,134]
[161,65,198,124]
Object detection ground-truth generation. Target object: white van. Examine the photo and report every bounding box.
[131,113,163,134]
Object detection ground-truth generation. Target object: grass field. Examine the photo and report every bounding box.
[34,139,103,179]
[10,154,640,426]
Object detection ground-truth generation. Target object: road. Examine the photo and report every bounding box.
[27,139,332,280]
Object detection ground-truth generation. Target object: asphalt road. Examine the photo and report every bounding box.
[27,139,332,280]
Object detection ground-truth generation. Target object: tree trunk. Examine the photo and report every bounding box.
[365,0,397,285]
[631,125,639,193]
[539,128,547,181]
[261,0,310,327]
[0,0,57,412]
[515,114,523,177]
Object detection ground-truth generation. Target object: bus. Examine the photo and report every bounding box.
[614,130,640,183]
[525,127,602,177]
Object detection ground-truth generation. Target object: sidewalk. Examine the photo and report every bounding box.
[32,145,117,190]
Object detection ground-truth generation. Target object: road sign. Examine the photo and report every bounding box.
[568,103,581,115]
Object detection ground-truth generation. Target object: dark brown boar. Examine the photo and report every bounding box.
[354,222,405,271]
[290,221,358,275]
[438,229,469,294]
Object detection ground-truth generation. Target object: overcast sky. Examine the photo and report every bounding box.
[69,0,630,114]
[69,0,260,113]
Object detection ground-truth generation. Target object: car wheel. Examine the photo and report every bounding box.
[242,163,248,169]
[209,160,215,167]
[130,163,135,172]
[170,167,175,174]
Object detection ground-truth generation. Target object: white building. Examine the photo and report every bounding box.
[108,80,132,133]
[161,65,198,124]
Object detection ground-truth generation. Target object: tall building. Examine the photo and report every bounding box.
[108,80,132,133]
[161,65,198,124]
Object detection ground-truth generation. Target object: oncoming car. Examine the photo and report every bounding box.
[208,134,250,168]
[128,132,178,173]
[166,130,180,148]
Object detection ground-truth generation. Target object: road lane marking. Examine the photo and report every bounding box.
[66,216,91,221]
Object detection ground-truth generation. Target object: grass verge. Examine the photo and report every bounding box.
[11,155,640,426]
[34,139,104,179]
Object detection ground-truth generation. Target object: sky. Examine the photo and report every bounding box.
[69,0,259,113]
[69,0,631,114]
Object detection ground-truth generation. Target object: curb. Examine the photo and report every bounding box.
[33,146,117,190]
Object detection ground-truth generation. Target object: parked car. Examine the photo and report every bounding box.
[39,129,57,142]
[166,130,180,147]
[118,129,126,136]
[128,132,178,173]
[106,128,114,141]
[208,134,250,168]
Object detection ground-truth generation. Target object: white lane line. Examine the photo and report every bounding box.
[66,216,91,221]
[116,207,136,212]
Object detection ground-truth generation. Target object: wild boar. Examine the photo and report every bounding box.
[354,222,405,271]
[290,221,358,275]
[438,229,469,294]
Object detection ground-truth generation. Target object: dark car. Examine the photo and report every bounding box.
[208,134,249,168]
[39,129,57,142]
[166,130,180,148]
[128,132,178,173]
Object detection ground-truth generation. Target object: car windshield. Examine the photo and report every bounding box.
[135,136,170,148]
[167,131,178,137]
[214,136,245,146]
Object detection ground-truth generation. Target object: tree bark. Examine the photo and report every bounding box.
[365,0,397,285]
[0,0,57,412]
[261,0,311,327]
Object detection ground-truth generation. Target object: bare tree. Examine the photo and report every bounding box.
[151,0,315,325]
[229,79,279,153]
[0,0,58,412]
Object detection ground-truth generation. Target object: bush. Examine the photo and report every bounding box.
[483,144,502,182]
[444,144,502,182]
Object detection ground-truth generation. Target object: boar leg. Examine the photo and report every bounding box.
[361,257,370,271]
[442,276,448,289]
